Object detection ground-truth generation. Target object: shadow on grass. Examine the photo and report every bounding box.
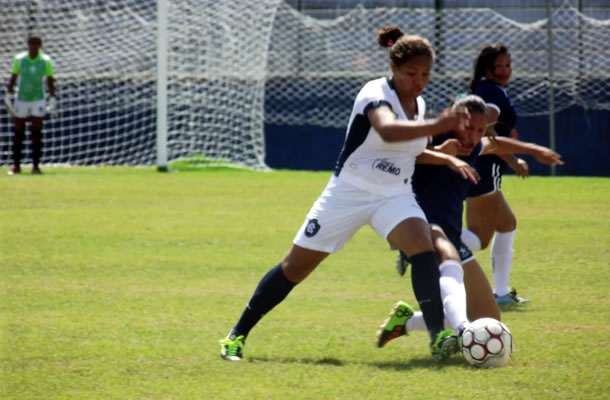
[248,355,465,370]
[498,303,531,313]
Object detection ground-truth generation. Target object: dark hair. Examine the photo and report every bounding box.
[377,25,435,68]
[469,45,509,93]
[28,35,42,46]
[453,94,497,140]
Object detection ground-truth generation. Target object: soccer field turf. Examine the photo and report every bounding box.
[1,167,609,399]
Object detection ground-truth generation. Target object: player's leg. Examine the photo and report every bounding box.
[30,116,43,174]
[9,118,26,174]
[30,116,44,174]
[379,224,462,360]
[220,177,369,360]
[387,218,445,343]
[220,246,328,360]
[464,191,502,250]
[462,258,501,320]
[30,100,46,174]
[492,192,528,303]
[9,100,29,174]
[430,226,469,335]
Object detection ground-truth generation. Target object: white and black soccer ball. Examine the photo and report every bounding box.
[461,318,513,367]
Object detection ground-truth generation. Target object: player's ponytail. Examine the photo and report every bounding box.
[377,25,404,48]
[378,25,435,68]
[469,45,509,93]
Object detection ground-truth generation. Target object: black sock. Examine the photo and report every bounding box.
[12,129,25,169]
[231,263,297,339]
[409,251,444,342]
[31,128,42,168]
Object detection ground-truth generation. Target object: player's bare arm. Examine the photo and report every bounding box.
[416,149,480,184]
[481,136,563,166]
[368,106,470,142]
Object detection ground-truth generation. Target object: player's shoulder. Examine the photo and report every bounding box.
[476,79,508,98]
[358,77,390,96]
[39,52,52,62]
[14,51,28,61]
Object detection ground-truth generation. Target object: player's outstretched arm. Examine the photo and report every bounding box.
[482,137,564,167]
[416,149,480,184]
[368,106,470,142]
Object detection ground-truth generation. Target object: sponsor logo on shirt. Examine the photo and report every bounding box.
[372,158,401,176]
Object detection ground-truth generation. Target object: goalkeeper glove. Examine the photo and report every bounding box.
[4,92,16,117]
[46,96,57,118]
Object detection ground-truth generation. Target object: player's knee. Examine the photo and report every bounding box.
[435,242,459,263]
[31,128,42,142]
[498,213,517,232]
[479,236,492,250]
[13,131,25,143]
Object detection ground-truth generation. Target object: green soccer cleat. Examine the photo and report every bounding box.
[219,334,245,361]
[376,301,414,348]
[495,288,529,304]
[430,329,460,362]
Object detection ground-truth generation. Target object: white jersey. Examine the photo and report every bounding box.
[333,77,427,196]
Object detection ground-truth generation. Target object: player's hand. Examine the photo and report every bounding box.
[435,108,470,135]
[534,147,564,166]
[509,157,529,178]
[4,92,16,117]
[447,156,479,184]
[433,138,460,156]
[46,96,57,118]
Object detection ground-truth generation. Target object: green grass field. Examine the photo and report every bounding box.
[1,167,609,399]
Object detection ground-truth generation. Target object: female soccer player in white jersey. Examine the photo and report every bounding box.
[5,35,56,175]
[219,25,476,362]
[376,95,562,351]
[461,45,532,304]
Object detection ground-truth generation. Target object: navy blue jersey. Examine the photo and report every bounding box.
[475,78,517,138]
[412,133,482,238]
[467,79,518,197]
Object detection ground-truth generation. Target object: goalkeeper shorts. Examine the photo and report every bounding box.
[15,99,46,118]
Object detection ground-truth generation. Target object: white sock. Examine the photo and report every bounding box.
[491,230,516,296]
[461,228,482,251]
[406,312,451,332]
[439,260,469,334]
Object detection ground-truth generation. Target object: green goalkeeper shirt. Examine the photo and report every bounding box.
[12,51,54,101]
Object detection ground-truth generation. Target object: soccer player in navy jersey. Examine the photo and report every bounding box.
[377,95,562,349]
[461,45,533,304]
[219,25,477,362]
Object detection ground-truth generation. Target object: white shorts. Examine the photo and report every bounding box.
[15,99,46,118]
[293,176,427,254]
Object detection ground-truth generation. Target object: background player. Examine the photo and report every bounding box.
[219,26,476,362]
[461,45,530,304]
[378,95,562,349]
[5,35,56,175]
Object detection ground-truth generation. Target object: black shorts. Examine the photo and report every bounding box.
[467,155,506,198]
[444,229,475,264]
[424,224,475,265]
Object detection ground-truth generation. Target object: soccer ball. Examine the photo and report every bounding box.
[461,318,513,367]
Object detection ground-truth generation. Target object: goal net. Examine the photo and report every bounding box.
[1,1,608,168]
[0,0,281,169]
[265,1,610,128]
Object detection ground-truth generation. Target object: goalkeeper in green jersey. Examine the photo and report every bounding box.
[5,35,56,175]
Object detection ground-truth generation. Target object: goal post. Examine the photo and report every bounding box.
[157,0,169,172]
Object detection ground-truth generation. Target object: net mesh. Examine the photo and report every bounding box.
[265,1,610,128]
[0,1,608,168]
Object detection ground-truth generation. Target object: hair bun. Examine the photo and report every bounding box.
[377,25,404,48]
